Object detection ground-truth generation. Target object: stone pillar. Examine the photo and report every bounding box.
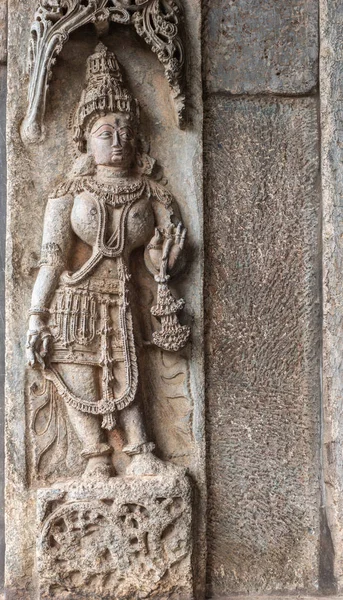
[0,0,7,590]
[321,0,343,592]
[204,0,322,596]
[5,1,204,598]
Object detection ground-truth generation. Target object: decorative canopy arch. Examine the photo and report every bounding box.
[21,0,185,143]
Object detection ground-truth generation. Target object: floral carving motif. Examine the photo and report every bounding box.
[132,0,185,123]
[30,378,66,474]
[37,477,192,599]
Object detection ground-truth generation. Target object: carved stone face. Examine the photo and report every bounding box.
[89,112,136,170]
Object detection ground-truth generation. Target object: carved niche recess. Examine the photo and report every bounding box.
[21,0,185,144]
[23,0,194,595]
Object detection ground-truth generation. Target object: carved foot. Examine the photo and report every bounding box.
[125,452,187,477]
[82,456,114,481]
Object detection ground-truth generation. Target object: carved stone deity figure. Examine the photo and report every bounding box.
[26,42,190,480]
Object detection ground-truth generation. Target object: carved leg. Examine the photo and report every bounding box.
[121,400,186,477]
[55,363,113,479]
[120,402,150,450]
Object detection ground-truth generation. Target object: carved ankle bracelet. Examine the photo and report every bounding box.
[122,442,155,456]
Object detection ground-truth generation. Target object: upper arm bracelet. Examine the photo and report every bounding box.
[39,242,64,268]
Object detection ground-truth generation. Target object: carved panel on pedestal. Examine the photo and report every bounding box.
[37,477,192,599]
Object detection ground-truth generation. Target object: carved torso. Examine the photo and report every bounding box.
[41,175,176,425]
[71,190,155,265]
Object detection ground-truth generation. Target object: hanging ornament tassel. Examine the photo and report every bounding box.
[101,412,116,431]
[151,278,190,352]
[150,225,190,352]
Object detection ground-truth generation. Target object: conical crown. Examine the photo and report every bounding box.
[73,43,140,152]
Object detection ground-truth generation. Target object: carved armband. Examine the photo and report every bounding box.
[39,243,64,269]
[28,307,50,317]
[148,180,174,215]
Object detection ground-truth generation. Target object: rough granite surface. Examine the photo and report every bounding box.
[321,0,343,592]
[204,96,321,596]
[37,475,193,599]
[203,0,318,94]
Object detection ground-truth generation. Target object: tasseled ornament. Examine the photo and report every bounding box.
[151,281,190,352]
[101,412,117,431]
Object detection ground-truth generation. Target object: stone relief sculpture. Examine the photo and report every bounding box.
[26,42,190,481]
[22,0,185,144]
[24,42,193,598]
[6,0,204,593]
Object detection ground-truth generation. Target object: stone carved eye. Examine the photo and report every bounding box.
[120,128,134,141]
[90,208,97,216]
[97,131,112,140]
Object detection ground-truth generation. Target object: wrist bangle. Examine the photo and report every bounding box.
[147,242,161,250]
[28,307,50,316]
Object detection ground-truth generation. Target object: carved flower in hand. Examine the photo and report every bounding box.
[147,223,187,278]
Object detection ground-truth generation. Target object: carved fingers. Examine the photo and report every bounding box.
[147,223,187,277]
[148,227,164,250]
[146,228,164,273]
[165,222,187,271]
[26,327,52,369]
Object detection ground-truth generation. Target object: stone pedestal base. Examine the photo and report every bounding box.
[36,473,193,600]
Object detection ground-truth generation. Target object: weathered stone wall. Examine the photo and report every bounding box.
[0,63,6,594]
[321,0,343,593]
[204,0,318,94]
[204,1,322,596]
[0,0,7,587]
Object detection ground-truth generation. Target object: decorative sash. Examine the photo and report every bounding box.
[45,298,138,431]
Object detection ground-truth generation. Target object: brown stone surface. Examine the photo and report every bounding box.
[0,0,7,64]
[0,64,6,592]
[203,0,318,94]
[321,0,343,592]
[204,97,320,595]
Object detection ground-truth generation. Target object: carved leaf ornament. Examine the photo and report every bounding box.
[21,0,185,143]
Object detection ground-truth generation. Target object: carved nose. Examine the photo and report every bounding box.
[112,131,121,148]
